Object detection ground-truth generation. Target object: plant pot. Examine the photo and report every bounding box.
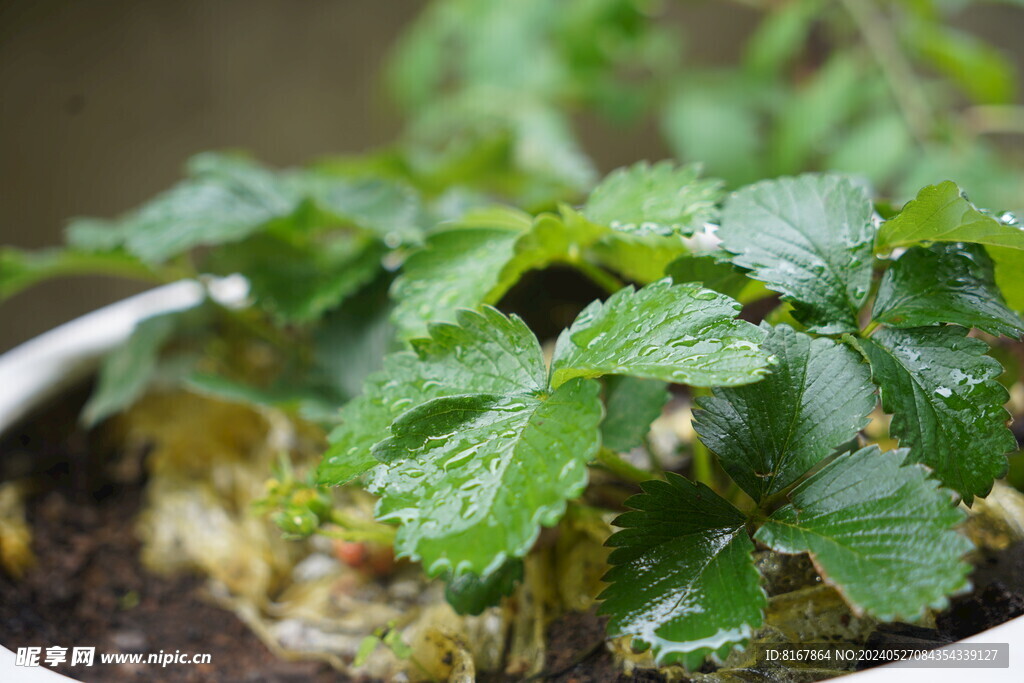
[1,283,1022,681]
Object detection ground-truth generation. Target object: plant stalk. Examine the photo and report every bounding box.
[595,447,655,485]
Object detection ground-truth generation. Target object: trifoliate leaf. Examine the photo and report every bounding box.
[317,307,547,486]
[583,161,723,237]
[872,243,1024,337]
[601,376,670,454]
[718,174,875,334]
[875,181,1024,253]
[665,253,749,301]
[550,278,769,389]
[371,378,602,576]
[852,326,1014,502]
[205,233,383,323]
[81,310,186,427]
[444,560,523,615]
[755,446,972,621]
[694,324,874,501]
[599,474,766,668]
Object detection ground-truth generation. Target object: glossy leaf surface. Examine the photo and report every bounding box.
[550,279,769,389]
[600,474,765,668]
[756,446,972,621]
[852,326,1014,503]
[694,324,874,500]
[718,174,875,333]
[872,243,1024,337]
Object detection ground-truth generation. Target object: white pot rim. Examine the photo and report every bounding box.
[0,283,1021,681]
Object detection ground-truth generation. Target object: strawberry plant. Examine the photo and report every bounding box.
[2,0,1024,676]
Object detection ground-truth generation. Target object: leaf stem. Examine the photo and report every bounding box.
[324,510,396,545]
[689,387,716,488]
[861,320,880,337]
[572,259,626,296]
[594,447,655,485]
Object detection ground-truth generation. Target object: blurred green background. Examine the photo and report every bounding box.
[2,0,1023,351]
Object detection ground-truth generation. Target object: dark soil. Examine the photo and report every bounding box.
[2,389,1023,682]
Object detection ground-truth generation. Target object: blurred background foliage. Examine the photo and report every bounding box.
[376,0,1024,210]
[2,0,1024,350]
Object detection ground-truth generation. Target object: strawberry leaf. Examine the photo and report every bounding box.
[755,446,972,621]
[872,243,1024,337]
[599,474,766,668]
[717,174,875,333]
[851,326,1014,503]
[317,307,547,486]
[371,378,602,576]
[583,161,723,237]
[875,181,1024,253]
[694,324,875,501]
[601,376,670,454]
[550,278,769,389]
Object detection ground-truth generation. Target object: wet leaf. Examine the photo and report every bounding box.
[599,474,766,668]
[694,324,875,501]
[601,376,669,454]
[851,326,1014,503]
[371,378,602,576]
[317,307,547,486]
[755,446,972,621]
[583,161,723,237]
[665,253,750,301]
[872,243,1024,337]
[875,181,1024,254]
[550,278,769,389]
[718,174,876,334]
[391,227,523,339]
[589,232,689,284]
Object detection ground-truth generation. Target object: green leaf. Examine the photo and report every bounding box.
[755,446,972,621]
[67,154,300,263]
[590,232,689,284]
[718,174,875,334]
[444,559,523,616]
[0,247,155,302]
[872,243,1024,337]
[317,307,548,486]
[206,233,383,323]
[583,161,723,237]
[989,245,1024,311]
[599,474,766,668]
[852,326,1014,502]
[371,378,602,576]
[601,376,670,453]
[665,253,749,301]
[550,278,769,389]
[81,310,186,426]
[67,153,424,265]
[390,227,524,340]
[391,207,606,340]
[876,181,1024,254]
[694,324,875,501]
